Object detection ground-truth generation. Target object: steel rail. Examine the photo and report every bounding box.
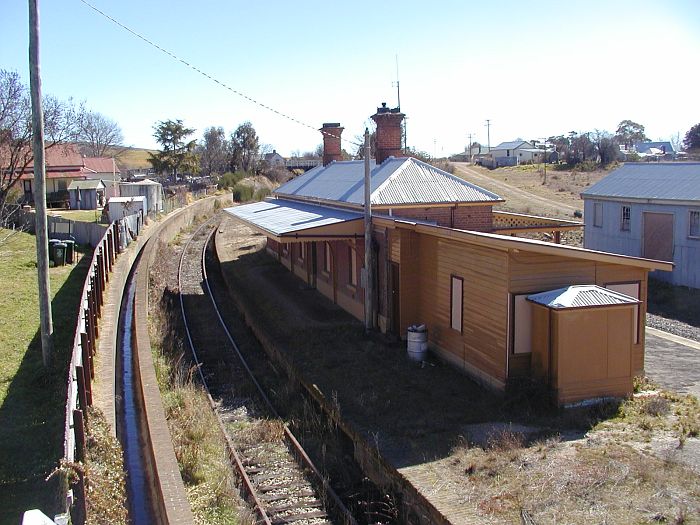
[178,217,357,525]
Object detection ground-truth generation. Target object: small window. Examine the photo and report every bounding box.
[324,242,331,273]
[690,210,700,238]
[450,276,463,332]
[298,242,306,262]
[621,205,631,231]
[593,202,603,227]
[349,246,357,286]
[282,243,289,256]
[512,294,533,354]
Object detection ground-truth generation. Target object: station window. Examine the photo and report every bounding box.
[621,205,631,231]
[450,276,463,332]
[324,242,331,273]
[689,210,700,238]
[349,245,357,286]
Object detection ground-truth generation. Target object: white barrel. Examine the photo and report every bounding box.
[407,326,428,361]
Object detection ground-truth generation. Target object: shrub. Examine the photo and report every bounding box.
[217,171,246,189]
[231,183,253,202]
[253,188,271,201]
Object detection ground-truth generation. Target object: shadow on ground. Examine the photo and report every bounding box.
[0,257,89,524]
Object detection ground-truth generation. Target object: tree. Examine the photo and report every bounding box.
[592,130,619,166]
[230,121,259,173]
[684,123,700,152]
[615,120,648,148]
[148,119,198,181]
[1,70,81,208]
[198,126,229,176]
[78,110,124,157]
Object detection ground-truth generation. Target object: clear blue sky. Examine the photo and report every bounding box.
[2,0,699,156]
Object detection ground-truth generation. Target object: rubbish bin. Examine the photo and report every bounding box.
[53,242,67,267]
[48,239,61,263]
[407,324,428,361]
[64,239,75,264]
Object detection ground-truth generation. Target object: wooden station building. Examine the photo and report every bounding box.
[226,105,672,404]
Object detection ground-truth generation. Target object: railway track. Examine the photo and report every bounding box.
[177,218,357,525]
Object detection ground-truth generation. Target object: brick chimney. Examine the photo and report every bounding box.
[371,102,405,164]
[320,122,344,166]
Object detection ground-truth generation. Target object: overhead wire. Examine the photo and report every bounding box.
[77,0,361,147]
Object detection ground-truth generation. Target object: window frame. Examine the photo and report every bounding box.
[450,275,463,333]
[593,201,603,228]
[620,205,631,232]
[348,245,358,286]
[689,210,700,239]
[323,242,332,273]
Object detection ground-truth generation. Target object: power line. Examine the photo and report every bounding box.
[77,0,361,147]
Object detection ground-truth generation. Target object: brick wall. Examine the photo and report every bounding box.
[387,205,493,232]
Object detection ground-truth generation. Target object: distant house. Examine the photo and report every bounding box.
[68,179,106,210]
[634,141,677,160]
[20,145,89,206]
[484,140,551,168]
[581,163,700,288]
[263,150,286,168]
[19,145,121,205]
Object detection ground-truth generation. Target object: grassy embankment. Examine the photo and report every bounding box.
[148,233,247,525]
[0,229,90,523]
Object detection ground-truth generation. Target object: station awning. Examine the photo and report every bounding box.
[224,198,364,242]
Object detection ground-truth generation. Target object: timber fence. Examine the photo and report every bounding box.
[59,215,131,524]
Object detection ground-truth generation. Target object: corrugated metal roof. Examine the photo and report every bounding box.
[527,285,639,309]
[275,157,502,206]
[224,199,362,236]
[581,163,700,202]
[491,141,531,151]
[634,141,675,154]
[68,179,105,190]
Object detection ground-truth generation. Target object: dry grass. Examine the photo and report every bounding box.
[444,390,700,524]
[148,240,245,525]
[85,407,128,525]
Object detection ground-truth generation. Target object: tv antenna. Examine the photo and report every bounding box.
[392,54,401,110]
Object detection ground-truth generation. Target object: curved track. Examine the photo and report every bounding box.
[177,218,357,525]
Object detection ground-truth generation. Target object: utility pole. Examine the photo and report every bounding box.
[467,133,473,163]
[363,128,373,333]
[29,0,54,366]
[485,119,491,152]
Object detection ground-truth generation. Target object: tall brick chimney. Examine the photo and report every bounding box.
[320,122,344,166]
[371,102,405,164]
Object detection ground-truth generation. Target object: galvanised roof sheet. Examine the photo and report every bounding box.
[491,141,530,151]
[68,179,104,190]
[527,285,639,309]
[275,157,502,206]
[224,199,362,236]
[581,163,700,202]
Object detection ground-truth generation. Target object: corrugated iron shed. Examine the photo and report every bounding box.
[68,179,105,190]
[275,157,502,207]
[581,163,700,202]
[224,199,362,237]
[527,285,639,309]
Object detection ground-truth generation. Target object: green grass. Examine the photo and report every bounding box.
[0,229,90,523]
[47,209,103,223]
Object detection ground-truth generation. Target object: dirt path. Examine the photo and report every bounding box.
[453,163,579,219]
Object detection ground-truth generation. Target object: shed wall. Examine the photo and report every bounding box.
[584,198,699,288]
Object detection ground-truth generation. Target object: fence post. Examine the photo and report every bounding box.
[73,409,86,462]
[80,332,94,380]
[76,365,89,412]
